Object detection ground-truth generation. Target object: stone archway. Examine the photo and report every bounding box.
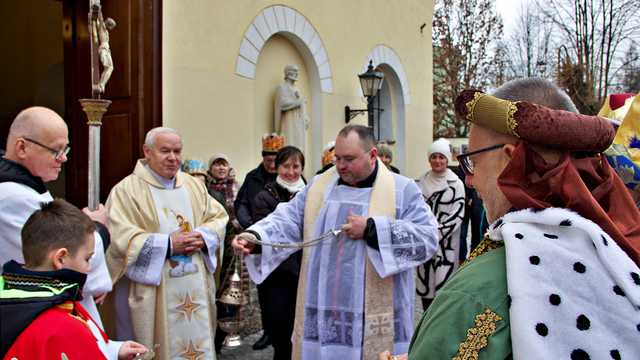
[362,45,409,172]
[235,5,333,171]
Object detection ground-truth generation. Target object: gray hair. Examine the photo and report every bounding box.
[492,78,578,113]
[376,143,393,159]
[144,127,181,148]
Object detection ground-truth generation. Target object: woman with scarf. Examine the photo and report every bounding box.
[206,154,241,285]
[251,145,305,360]
[206,153,254,353]
[207,153,239,208]
[415,138,466,311]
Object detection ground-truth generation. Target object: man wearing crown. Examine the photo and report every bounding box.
[235,134,282,230]
[233,133,283,350]
[408,78,640,359]
[104,127,228,360]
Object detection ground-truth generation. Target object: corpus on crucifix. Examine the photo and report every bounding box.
[80,0,114,210]
[90,0,116,96]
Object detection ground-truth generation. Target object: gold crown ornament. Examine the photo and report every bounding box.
[262,133,285,153]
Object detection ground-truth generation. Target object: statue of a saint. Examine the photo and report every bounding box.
[274,65,309,152]
[90,1,116,95]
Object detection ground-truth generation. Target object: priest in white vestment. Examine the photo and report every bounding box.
[0,107,112,329]
[233,125,439,360]
[106,127,228,360]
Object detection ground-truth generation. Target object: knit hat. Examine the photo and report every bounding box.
[428,138,452,162]
[208,153,230,170]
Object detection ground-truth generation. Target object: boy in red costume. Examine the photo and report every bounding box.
[0,199,148,359]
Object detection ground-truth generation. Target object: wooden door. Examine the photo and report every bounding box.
[63,0,162,207]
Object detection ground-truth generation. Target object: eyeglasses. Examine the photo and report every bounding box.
[23,137,70,160]
[456,144,505,176]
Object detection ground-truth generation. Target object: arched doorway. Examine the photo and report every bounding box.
[375,64,406,172]
[361,46,410,172]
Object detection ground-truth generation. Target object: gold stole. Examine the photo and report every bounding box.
[292,159,395,359]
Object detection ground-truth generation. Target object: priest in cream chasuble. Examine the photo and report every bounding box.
[106,128,227,360]
[234,125,439,360]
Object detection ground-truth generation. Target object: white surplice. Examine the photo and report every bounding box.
[246,171,439,359]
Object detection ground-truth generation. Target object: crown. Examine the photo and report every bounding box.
[321,146,335,167]
[262,133,285,153]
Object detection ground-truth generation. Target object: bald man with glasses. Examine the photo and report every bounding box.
[0,106,113,330]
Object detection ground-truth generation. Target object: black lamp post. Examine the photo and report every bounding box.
[345,60,384,130]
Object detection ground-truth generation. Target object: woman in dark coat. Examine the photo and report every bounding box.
[251,146,305,360]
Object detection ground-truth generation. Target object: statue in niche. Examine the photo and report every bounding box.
[274,65,309,153]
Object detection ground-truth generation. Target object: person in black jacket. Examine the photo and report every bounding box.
[250,146,305,360]
[234,135,281,230]
[234,135,281,349]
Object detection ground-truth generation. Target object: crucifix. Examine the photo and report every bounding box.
[79,0,116,210]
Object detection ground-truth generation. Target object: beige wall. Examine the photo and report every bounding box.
[163,0,434,180]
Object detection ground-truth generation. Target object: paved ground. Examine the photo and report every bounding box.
[218,296,426,359]
[219,331,273,360]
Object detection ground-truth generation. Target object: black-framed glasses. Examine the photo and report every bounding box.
[456,144,505,176]
[23,137,70,160]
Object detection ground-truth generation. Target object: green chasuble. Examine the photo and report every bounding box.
[409,243,512,359]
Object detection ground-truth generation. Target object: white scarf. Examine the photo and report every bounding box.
[276,175,306,194]
[416,168,459,198]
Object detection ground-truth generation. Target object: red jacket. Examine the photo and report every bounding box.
[4,301,107,360]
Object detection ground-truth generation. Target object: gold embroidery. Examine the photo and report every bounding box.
[180,340,205,360]
[506,102,520,138]
[460,237,503,269]
[56,302,74,311]
[68,312,89,328]
[176,291,201,321]
[465,91,486,122]
[453,308,503,360]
